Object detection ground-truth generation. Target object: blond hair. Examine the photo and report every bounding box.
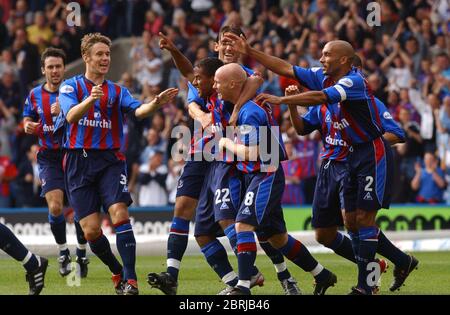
[81,33,112,57]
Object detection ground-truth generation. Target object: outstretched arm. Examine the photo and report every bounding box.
[256,90,328,107]
[229,73,264,126]
[159,32,195,82]
[135,88,178,119]
[285,85,308,135]
[224,33,295,79]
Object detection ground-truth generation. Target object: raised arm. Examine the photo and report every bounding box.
[285,85,309,135]
[228,72,264,126]
[159,32,195,82]
[256,90,328,107]
[135,88,178,120]
[224,33,296,79]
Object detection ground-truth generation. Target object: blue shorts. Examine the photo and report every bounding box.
[311,159,348,228]
[63,150,132,221]
[344,137,393,212]
[194,162,242,237]
[37,149,65,197]
[176,160,208,199]
[236,167,287,239]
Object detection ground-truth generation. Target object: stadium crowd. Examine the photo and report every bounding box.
[0,0,449,207]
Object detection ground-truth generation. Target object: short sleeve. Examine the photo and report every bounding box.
[120,86,141,113]
[322,74,365,104]
[292,66,324,91]
[237,106,267,146]
[22,94,37,120]
[301,107,321,134]
[58,80,79,116]
[377,99,405,142]
[187,82,205,108]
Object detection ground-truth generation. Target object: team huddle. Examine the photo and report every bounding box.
[0,25,419,295]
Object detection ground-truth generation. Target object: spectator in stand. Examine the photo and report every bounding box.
[0,49,19,79]
[0,69,22,120]
[89,0,111,34]
[281,134,303,205]
[0,140,18,207]
[409,84,440,153]
[137,150,168,206]
[0,98,16,159]
[26,11,53,54]
[11,28,40,89]
[12,144,43,207]
[396,106,423,202]
[381,41,413,92]
[412,152,447,204]
[134,45,163,90]
[144,10,164,36]
[436,96,450,161]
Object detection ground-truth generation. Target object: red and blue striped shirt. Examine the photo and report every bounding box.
[23,84,60,150]
[58,75,141,150]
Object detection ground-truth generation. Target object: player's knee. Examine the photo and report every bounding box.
[315,231,334,247]
[268,233,288,249]
[48,201,63,216]
[83,227,102,242]
[109,203,130,224]
[195,235,215,247]
[174,197,196,220]
[355,210,377,227]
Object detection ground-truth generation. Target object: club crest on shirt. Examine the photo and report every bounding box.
[60,85,74,94]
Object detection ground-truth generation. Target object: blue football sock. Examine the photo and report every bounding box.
[74,220,87,258]
[88,231,122,275]
[225,224,259,277]
[326,232,356,263]
[49,214,68,256]
[0,223,39,272]
[167,217,190,280]
[280,234,330,282]
[349,231,360,261]
[257,235,291,281]
[236,231,257,293]
[377,230,410,268]
[114,220,137,281]
[357,227,379,294]
[201,239,238,287]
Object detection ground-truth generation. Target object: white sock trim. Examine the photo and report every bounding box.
[274,262,287,273]
[77,244,87,250]
[222,271,238,284]
[310,263,324,277]
[58,244,68,252]
[237,280,251,289]
[21,251,32,265]
[167,258,181,269]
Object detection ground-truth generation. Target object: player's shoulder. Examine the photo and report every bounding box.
[28,84,44,97]
[337,68,364,88]
[240,100,267,120]
[59,75,82,93]
[240,64,254,76]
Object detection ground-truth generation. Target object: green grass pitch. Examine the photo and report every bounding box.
[1,251,449,295]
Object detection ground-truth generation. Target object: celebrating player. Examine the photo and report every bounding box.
[23,47,89,278]
[217,63,337,295]
[225,34,419,294]
[148,26,299,295]
[57,33,178,295]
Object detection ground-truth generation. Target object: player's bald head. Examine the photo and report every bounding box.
[215,63,247,85]
[214,63,247,102]
[325,40,355,60]
[320,40,355,76]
